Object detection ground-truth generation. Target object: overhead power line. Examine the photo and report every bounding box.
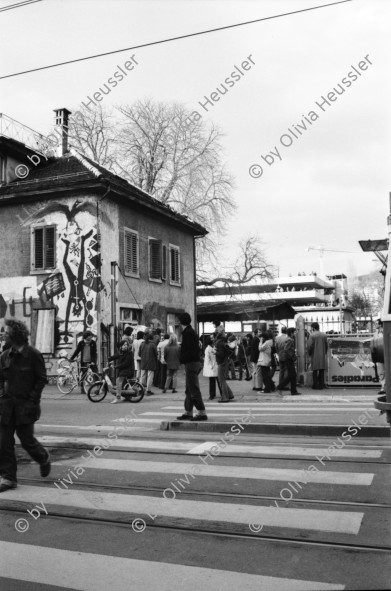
[0,0,353,80]
[0,0,42,12]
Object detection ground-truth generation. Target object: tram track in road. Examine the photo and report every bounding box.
[2,503,391,555]
[13,475,391,511]
[32,439,391,465]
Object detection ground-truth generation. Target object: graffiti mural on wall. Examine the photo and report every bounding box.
[19,198,111,357]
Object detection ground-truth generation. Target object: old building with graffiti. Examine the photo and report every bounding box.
[0,109,206,381]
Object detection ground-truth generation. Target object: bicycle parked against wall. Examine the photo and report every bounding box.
[57,358,100,394]
[87,363,145,403]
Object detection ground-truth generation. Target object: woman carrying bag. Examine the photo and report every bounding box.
[203,335,219,400]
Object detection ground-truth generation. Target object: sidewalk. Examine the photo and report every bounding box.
[43,370,382,403]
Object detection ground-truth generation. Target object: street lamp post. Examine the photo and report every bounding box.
[374,197,391,433]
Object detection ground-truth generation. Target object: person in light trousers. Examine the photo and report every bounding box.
[203,335,219,400]
[132,331,145,380]
[139,333,158,396]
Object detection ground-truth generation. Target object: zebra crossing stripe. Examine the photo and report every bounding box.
[38,436,383,458]
[162,405,374,410]
[39,435,195,450]
[140,411,372,417]
[53,457,374,485]
[0,542,344,591]
[0,485,364,534]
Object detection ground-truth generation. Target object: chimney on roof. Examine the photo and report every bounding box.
[53,108,72,156]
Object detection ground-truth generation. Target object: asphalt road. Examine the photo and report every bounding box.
[0,380,390,590]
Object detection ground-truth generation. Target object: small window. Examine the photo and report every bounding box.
[124,229,139,276]
[31,225,56,271]
[149,238,162,281]
[169,244,181,285]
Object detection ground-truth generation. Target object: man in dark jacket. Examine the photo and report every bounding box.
[70,330,97,393]
[214,332,235,403]
[307,322,328,389]
[177,312,207,422]
[0,319,50,492]
[278,327,301,396]
[139,333,158,396]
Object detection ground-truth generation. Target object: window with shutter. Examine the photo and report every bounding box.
[149,238,162,281]
[169,244,181,285]
[124,230,139,276]
[32,225,56,271]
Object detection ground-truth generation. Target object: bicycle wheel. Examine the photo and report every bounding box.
[57,371,76,394]
[123,380,145,403]
[87,381,108,402]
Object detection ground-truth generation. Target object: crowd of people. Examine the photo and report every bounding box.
[69,319,331,405]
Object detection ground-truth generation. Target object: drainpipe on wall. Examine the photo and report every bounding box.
[193,236,197,329]
[96,182,111,368]
[111,261,118,357]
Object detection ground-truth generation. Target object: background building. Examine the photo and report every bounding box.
[197,273,354,334]
[0,110,206,379]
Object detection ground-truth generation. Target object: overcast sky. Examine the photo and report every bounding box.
[1,0,390,280]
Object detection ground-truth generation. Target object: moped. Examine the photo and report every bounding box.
[87,363,145,403]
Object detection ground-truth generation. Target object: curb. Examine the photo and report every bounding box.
[160,421,390,437]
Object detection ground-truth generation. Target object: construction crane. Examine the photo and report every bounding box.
[305,245,358,276]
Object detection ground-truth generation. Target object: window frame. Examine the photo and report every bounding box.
[124,227,140,278]
[30,224,56,274]
[169,243,181,286]
[148,236,162,283]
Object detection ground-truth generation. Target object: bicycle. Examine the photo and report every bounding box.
[87,363,145,403]
[56,358,100,394]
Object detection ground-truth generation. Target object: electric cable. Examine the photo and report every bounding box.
[0,0,352,80]
[0,0,42,13]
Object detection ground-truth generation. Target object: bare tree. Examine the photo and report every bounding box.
[68,105,119,171]
[196,236,274,289]
[68,100,236,262]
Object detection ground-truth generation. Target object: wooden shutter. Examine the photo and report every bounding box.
[162,245,167,280]
[149,239,162,279]
[45,226,56,269]
[170,247,180,283]
[34,228,44,269]
[125,231,138,275]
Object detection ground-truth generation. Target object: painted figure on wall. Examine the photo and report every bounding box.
[20,198,111,354]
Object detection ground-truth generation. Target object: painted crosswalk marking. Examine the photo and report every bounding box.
[141,411,372,417]
[0,542,345,591]
[38,436,383,458]
[53,457,374,485]
[0,485,364,534]
[162,404,375,410]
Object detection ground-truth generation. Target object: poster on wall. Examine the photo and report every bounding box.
[327,336,378,387]
[35,309,55,354]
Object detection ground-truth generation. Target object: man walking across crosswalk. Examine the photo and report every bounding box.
[0,319,51,492]
[177,313,208,422]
